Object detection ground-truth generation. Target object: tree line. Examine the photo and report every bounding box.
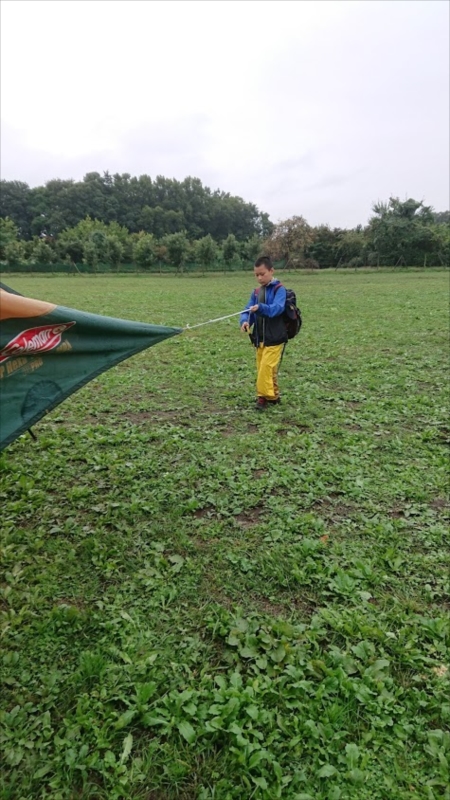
[264,200,449,269]
[0,171,448,272]
[0,215,264,273]
[0,172,272,242]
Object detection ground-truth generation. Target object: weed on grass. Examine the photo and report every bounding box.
[1,270,449,799]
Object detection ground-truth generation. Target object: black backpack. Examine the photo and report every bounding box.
[274,284,302,340]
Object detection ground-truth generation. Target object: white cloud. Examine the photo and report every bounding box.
[1,0,448,227]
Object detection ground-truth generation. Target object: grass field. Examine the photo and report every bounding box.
[1,270,449,800]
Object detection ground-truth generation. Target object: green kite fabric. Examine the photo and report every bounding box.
[0,284,182,451]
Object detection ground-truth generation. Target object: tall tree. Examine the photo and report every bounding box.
[0,181,32,238]
[433,211,450,225]
[195,235,218,272]
[162,231,189,272]
[222,233,241,270]
[83,240,99,272]
[133,234,157,270]
[0,217,20,260]
[4,240,26,267]
[367,197,440,266]
[336,229,367,266]
[241,234,263,264]
[307,225,343,268]
[264,216,313,268]
[32,240,54,266]
[106,235,124,271]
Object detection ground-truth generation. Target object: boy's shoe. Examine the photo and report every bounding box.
[255,397,267,411]
[267,397,281,405]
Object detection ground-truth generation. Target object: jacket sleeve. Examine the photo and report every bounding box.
[257,285,286,318]
[239,290,257,327]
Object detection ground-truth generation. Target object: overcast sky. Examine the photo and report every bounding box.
[1,0,449,227]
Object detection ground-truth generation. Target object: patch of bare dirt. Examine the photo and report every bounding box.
[131,410,188,423]
[430,498,450,512]
[83,409,184,425]
[309,495,353,520]
[192,536,219,550]
[194,507,216,519]
[289,594,318,617]
[54,597,86,610]
[251,596,287,617]
[215,425,235,437]
[199,574,234,609]
[389,506,405,519]
[235,506,265,528]
[278,425,310,436]
[436,426,450,443]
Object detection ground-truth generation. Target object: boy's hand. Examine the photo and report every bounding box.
[249,304,259,313]
[241,322,250,332]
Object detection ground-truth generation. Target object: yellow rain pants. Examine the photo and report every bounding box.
[256,343,284,400]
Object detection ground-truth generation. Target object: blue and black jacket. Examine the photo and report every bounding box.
[240,279,287,347]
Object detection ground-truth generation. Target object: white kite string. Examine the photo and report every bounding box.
[184,310,248,330]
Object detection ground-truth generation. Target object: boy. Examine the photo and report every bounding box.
[240,256,287,411]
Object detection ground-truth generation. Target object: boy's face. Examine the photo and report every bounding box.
[254,265,274,286]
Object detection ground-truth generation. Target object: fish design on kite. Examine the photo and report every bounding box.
[0,283,182,450]
[0,321,76,364]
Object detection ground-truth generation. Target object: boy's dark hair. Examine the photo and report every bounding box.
[254,256,274,270]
